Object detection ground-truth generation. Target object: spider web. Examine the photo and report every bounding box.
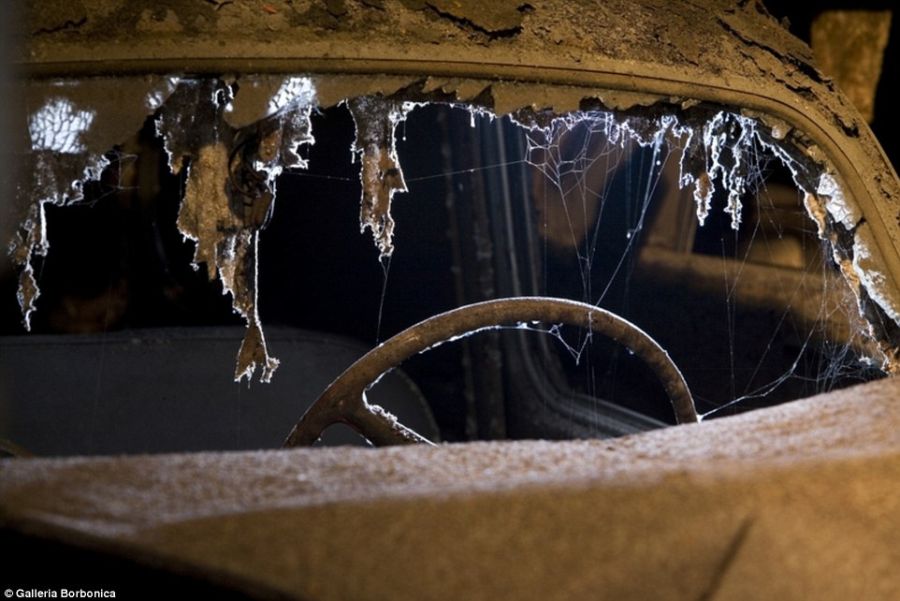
[516,108,883,420]
[7,81,891,448]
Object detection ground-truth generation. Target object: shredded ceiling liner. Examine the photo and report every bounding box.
[347,96,418,260]
[9,75,900,383]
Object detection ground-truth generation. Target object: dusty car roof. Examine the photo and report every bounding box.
[17,0,838,83]
[16,0,871,128]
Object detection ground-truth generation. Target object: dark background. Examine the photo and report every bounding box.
[766,1,899,172]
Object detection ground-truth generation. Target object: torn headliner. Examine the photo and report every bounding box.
[11,0,900,377]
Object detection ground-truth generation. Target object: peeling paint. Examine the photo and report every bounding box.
[423,0,530,36]
[853,225,900,338]
[817,172,863,231]
[421,78,490,103]
[490,82,586,117]
[346,96,414,260]
[312,76,421,111]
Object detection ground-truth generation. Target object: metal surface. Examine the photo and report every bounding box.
[284,297,698,447]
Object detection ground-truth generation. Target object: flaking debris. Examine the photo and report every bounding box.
[10,78,176,330]
[156,77,316,383]
[816,172,862,230]
[346,96,414,259]
[678,112,756,230]
[423,0,530,36]
[9,150,107,330]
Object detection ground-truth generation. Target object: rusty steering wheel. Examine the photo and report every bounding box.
[283,297,698,447]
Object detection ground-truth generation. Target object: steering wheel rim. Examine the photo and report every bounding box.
[283,297,698,447]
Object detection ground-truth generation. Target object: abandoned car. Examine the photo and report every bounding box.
[2,0,900,599]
